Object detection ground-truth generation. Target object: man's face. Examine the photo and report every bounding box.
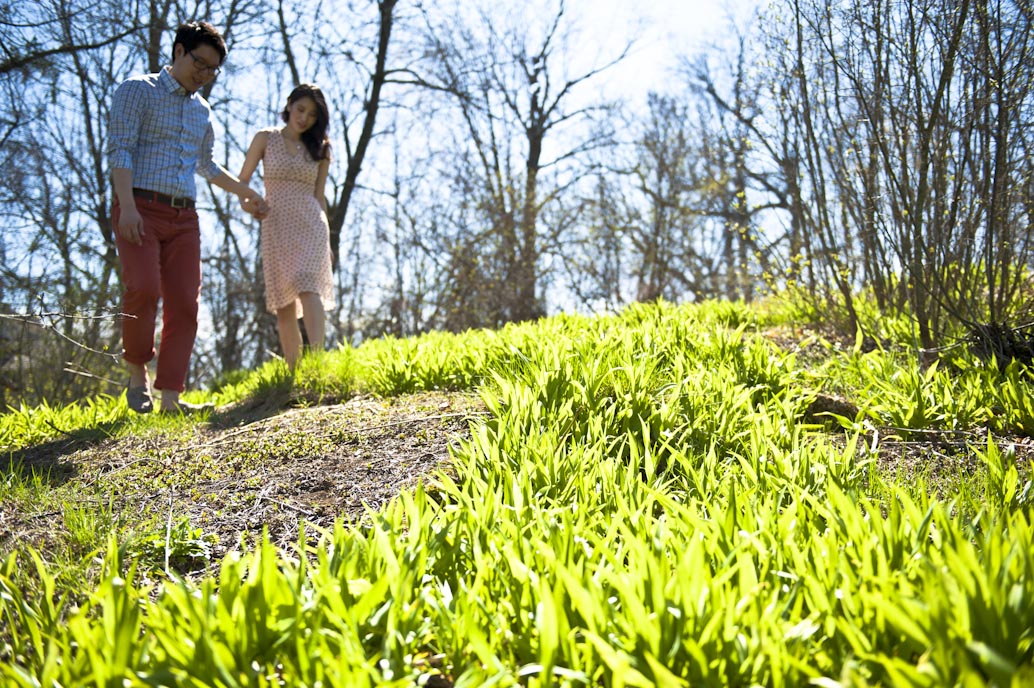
[170,43,221,93]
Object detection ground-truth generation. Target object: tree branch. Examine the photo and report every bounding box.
[0,27,139,75]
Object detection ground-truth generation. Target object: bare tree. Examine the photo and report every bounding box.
[564,168,636,311]
[0,0,139,403]
[400,0,629,327]
[572,95,715,307]
[327,1,398,274]
[769,0,1034,347]
[657,27,785,300]
[0,1,138,75]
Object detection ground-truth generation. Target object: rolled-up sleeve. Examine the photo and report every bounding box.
[196,121,221,181]
[107,81,144,170]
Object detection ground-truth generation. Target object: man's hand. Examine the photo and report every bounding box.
[116,204,145,245]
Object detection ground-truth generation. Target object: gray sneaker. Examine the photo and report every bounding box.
[158,399,215,415]
[126,385,153,414]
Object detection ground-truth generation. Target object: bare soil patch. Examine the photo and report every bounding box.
[1,391,486,576]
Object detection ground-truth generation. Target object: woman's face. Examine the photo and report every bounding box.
[286,96,319,135]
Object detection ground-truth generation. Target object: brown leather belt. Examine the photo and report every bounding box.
[132,188,195,209]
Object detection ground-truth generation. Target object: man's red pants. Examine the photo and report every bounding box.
[113,199,201,393]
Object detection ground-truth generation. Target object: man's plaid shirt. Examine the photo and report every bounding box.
[108,66,221,200]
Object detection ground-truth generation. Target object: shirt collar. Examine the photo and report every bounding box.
[159,66,190,97]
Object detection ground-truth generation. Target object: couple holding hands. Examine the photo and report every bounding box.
[109,21,334,414]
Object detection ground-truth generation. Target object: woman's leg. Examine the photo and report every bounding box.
[277,301,303,369]
[298,292,326,354]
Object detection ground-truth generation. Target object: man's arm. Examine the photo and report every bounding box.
[198,121,268,218]
[108,81,145,245]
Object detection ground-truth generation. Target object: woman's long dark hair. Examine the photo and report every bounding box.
[281,83,331,161]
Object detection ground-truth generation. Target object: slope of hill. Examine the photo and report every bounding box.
[1,300,1032,686]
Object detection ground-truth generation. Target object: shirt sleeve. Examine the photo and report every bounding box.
[107,80,144,171]
[196,119,221,181]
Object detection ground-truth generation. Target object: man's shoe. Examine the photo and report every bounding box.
[126,385,153,414]
[158,399,215,415]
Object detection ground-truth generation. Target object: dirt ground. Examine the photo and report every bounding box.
[1,390,487,576]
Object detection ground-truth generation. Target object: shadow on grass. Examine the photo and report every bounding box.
[0,423,126,486]
[206,372,300,430]
[206,362,356,431]
[1,360,357,482]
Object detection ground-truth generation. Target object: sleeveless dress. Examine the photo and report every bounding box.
[260,127,335,314]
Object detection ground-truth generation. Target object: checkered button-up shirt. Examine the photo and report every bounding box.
[108,66,221,200]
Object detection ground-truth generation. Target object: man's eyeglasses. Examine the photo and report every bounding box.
[188,50,222,77]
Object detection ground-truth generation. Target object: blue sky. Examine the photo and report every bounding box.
[572,0,760,101]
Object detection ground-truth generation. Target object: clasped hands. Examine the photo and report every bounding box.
[240,189,270,220]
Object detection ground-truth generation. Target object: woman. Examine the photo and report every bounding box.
[239,84,335,369]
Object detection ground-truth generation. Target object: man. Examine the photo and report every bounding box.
[108,21,267,414]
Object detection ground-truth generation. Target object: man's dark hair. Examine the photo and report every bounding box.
[172,21,227,64]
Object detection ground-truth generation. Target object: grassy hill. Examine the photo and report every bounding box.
[1,300,1032,686]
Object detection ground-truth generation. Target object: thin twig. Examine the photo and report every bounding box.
[43,417,69,435]
[1,304,125,361]
[255,492,315,517]
[62,365,121,387]
[320,411,487,438]
[880,426,980,439]
[0,310,126,323]
[85,455,166,488]
[164,486,175,575]
[193,425,264,449]
[196,410,485,450]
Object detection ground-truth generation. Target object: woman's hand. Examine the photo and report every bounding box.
[240,189,270,219]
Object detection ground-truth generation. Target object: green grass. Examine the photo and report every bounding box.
[1,299,1032,686]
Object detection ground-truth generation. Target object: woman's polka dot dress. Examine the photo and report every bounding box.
[260,127,335,314]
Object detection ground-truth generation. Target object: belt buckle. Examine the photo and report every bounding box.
[170,196,189,209]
